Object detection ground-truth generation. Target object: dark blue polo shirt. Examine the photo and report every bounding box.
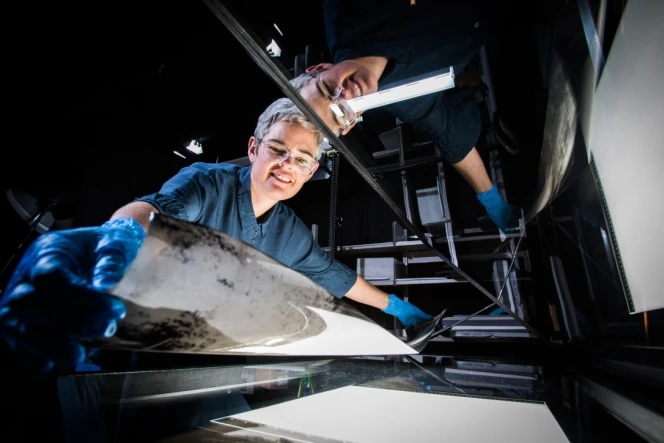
[138,163,358,298]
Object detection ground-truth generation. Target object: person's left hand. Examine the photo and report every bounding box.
[382,294,433,327]
[0,218,143,371]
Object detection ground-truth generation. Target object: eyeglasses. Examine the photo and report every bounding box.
[256,139,318,175]
[317,75,357,129]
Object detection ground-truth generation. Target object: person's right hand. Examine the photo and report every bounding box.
[0,218,145,371]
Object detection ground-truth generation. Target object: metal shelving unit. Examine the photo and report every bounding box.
[323,233,521,255]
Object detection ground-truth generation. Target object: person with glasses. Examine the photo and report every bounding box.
[0,97,432,372]
[292,0,517,232]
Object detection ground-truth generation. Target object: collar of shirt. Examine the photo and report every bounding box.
[237,166,275,237]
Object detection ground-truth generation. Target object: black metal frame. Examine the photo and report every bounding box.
[200,0,549,342]
[328,150,340,259]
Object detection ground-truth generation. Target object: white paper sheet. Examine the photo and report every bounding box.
[227,307,414,355]
[109,214,415,356]
[220,385,569,443]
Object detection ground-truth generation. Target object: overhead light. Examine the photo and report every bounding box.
[331,67,455,117]
[266,39,281,57]
[186,140,203,155]
[273,23,283,36]
[173,151,186,159]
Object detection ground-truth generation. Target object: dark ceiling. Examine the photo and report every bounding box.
[3,0,327,200]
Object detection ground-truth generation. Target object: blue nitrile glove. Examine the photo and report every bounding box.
[382,294,433,328]
[0,217,145,371]
[477,184,513,231]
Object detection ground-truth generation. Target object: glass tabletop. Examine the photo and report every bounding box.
[6,351,657,442]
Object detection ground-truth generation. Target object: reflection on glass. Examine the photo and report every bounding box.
[290,1,516,233]
[296,58,385,136]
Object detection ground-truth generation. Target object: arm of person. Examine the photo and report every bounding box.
[342,275,432,327]
[286,217,432,327]
[110,201,159,232]
[343,275,389,310]
[0,163,228,371]
[110,162,225,230]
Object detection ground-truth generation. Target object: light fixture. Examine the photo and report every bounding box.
[185,140,203,155]
[273,23,283,36]
[173,151,186,159]
[266,39,281,57]
[331,67,455,118]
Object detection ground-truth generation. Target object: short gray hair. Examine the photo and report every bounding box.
[291,72,343,137]
[290,72,316,92]
[254,97,324,160]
